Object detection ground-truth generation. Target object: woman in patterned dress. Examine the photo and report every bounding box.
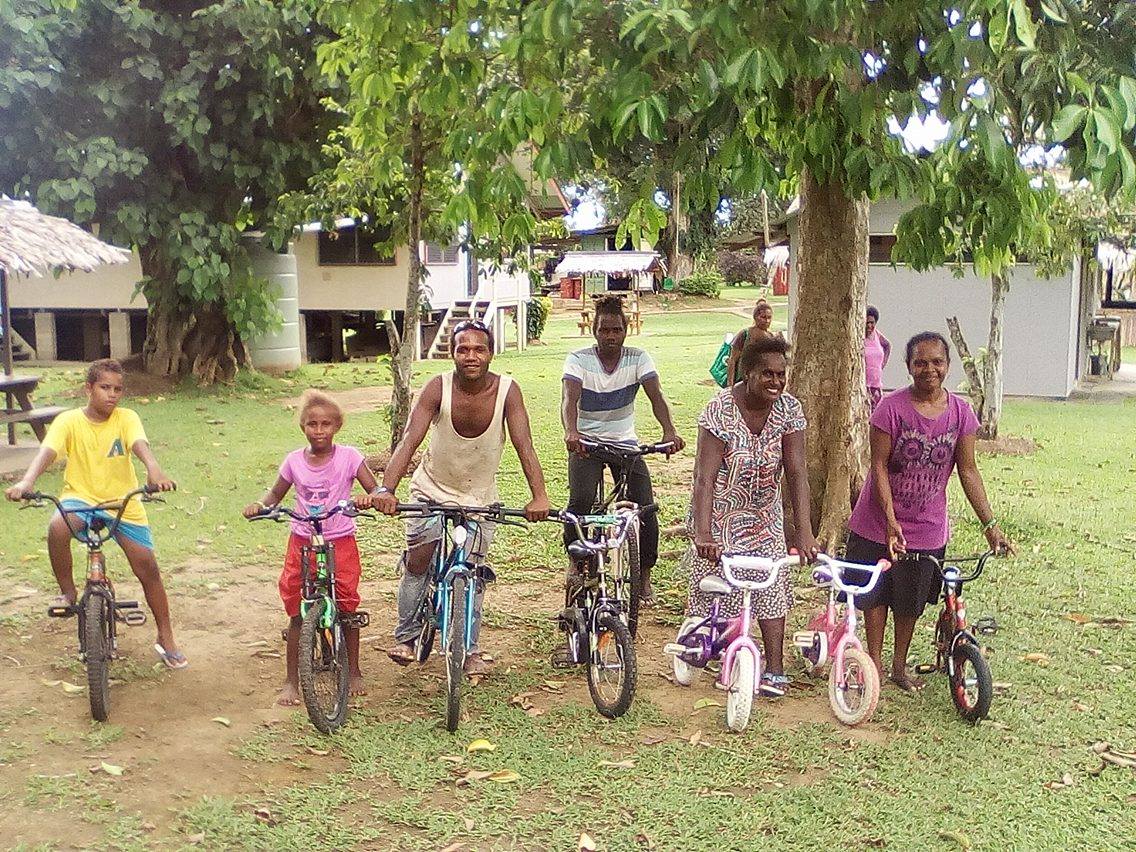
[686,336,819,696]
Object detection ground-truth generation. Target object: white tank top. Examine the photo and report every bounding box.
[410,372,512,506]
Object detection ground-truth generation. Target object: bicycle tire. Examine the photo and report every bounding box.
[84,593,111,723]
[298,598,349,734]
[618,520,643,639]
[445,574,468,732]
[414,579,437,664]
[586,611,637,719]
[950,640,993,723]
[725,646,756,733]
[829,648,880,726]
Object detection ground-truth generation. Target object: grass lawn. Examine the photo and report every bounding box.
[1,302,1134,850]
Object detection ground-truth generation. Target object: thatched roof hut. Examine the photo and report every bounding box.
[0,198,131,374]
[0,198,130,277]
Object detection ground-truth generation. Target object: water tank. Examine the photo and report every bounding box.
[245,238,301,374]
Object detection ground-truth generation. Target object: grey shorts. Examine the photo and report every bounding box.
[405,514,495,563]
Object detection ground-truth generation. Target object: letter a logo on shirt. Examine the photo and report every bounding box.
[107,438,125,458]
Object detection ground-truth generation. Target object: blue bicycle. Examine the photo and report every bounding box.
[394,501,526,732]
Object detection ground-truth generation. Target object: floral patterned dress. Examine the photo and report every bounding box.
[684,388,807,619]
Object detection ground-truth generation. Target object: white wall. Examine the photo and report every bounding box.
[8,253,146,310]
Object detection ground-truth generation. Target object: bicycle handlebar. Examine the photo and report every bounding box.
[905,550,996,583]
[721,553,801,591]
[389,501,529,522]
[21,485,165,544]
[248,500,375,527]
[811,553,890,596]
[546,503,654,552]
[579,438,676,459]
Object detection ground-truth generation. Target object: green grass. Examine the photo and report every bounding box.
[3,303,1135,849]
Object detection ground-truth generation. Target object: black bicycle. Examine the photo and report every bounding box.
[572,439,673,636]
[22,486,163,722]
[249,501,371,733]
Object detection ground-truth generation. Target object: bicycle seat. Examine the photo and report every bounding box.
[566,540,593,561]
[698,575,733,596]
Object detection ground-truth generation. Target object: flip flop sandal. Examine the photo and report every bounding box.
[975,616,999,635]
[386,645,416,667]
[154,643,189,670]
[759,674,787,697]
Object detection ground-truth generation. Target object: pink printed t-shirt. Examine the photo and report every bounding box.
[848,387,979,550]
[863,330,887,388]
[279,444,365,540]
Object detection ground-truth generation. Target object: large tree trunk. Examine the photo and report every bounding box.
[787,168,871,548]
[979,273,1008,439]
[139,244,244,384]
[388,117,426,452]
[666,171,694,282]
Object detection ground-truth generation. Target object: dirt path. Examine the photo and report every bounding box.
[0,545,887,848]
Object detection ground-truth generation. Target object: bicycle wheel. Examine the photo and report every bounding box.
[414,579,437,664]
[950,641,993,723]
[725,647,756,733]
[586,611,637,719]
[616,520,642,638]
[298,598,349,734]
[83,593,111,723]
[445,574,468,732]
[671,617,703,687]
[829,648,880,726]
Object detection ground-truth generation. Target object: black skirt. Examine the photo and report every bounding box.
[842,531,946,618]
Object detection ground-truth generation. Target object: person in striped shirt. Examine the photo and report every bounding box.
[561,295,684,613]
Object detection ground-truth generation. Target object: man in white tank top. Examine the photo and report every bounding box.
[374,320,551,674]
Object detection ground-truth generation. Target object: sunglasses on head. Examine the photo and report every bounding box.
[452,319,491,337]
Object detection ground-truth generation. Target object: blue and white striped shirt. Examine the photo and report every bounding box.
[563,346,658,445]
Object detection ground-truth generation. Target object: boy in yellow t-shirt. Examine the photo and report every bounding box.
[5,359,186,669]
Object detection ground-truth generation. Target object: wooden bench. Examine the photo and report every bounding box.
[0,373,61,444]
[0,405,65,427]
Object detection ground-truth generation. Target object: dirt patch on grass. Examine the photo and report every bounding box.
[977,436,1037,456]
[279,384,393,414]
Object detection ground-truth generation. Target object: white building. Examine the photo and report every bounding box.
[783,198,1094,399]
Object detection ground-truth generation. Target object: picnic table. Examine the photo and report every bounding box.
[577,291,643,336]
[1,373,65,445]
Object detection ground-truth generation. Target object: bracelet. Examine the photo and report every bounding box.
[371,486,392,497]
[982,517,998,532]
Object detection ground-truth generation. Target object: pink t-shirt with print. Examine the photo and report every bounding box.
[849,387,979,550]
[279,444,365,540]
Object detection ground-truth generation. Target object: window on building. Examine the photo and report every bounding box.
[426,241,461,265]
[318,225,395,266]
[868,234,897,264]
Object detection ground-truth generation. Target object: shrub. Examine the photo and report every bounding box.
[526,296,552,341]
[677,268,724,298]
[717,250,768,286]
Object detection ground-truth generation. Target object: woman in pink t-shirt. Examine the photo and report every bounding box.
[863,305,891,409]
[846,332,1013,693]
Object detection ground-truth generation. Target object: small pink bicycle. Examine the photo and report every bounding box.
[665,553,800,732]
[792,552,889,726]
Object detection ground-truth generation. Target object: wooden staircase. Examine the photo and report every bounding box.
[427,299,491,359]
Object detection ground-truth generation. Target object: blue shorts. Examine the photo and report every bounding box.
[57,499,155,551]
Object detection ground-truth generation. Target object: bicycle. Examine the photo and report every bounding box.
[572,438,674,636]
[665,553,800,732]
[392,501,527,732]
[791,553,890,726]
[551,505,654,718]
[249,500,372,734]
[22,486,163,722]
[911,550,998,723]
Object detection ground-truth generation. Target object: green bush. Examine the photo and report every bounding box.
[676,268,723,298]
[526,296,552,341]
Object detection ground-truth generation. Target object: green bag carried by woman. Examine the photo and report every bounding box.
[709,333,733,387]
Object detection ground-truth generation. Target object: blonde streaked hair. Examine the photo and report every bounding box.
[298,389,344,428]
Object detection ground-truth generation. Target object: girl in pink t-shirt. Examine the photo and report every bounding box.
[847,332,1013,694]
[243,391,380,707]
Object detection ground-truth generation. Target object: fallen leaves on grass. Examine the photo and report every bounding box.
[254,807,277,826]
[540,680,566,693]
[693,698,720,710]
[1043,772,1075,791]
[466,738,496,753]
[598,759,636,769]
[306,746,330,757]
[938,829,972,851]
[1089,742,1136,774]
[439,843,465,852]
[578,832,597,851]
[1021,652,1050,665]
[98,762,124,776]
[186,832,206,845]
[640,733,668,746]
[211,717,231,727]
[508,691,545,716]
[487,769,520,783]
[61,681,85,694]
[1062,613,1133,628]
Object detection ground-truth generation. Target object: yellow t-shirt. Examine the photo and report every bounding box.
[42,407,150,525]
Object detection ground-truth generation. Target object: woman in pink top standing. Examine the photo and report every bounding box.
[845,332,1013,693]
[864,306,891,409]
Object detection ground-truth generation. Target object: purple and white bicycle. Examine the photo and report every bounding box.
[665,553,800,732]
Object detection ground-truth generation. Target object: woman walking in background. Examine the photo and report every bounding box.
[726,299,781,386]
[864,306,891,409]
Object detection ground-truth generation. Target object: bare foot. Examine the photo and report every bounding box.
[349,674,366,697]
[463,651,492,677]
[889,672,926,693]
[387,642,415,666]
[276,683,302,706]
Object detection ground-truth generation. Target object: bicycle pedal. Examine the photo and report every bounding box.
[119,610,147,627]
[340,611,370,629]
[975,616,999,635]
[913,663,937,675]
[47,604,76,618]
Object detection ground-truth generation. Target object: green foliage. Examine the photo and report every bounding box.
[0,0,334,367]
[676,266,723,298]
[525,296,552,341]
[717,250,767,286]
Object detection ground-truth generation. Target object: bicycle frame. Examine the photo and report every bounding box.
[912,551,993,670]
[794,554,889,676]
[579,440,675,511]
[433,518,480,655]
